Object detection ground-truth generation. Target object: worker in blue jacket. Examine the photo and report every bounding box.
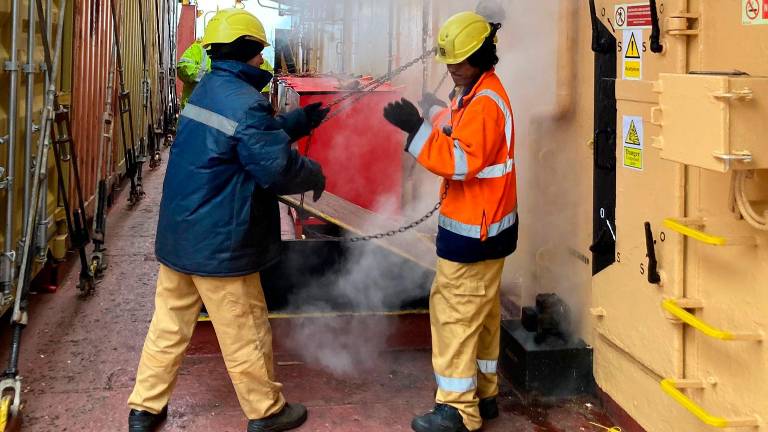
[127,9,328,432]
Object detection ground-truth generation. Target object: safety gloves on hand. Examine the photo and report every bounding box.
[303,158,327,202]
[304,102,331,130]
[311,168,326,202]
[383,98,423,135]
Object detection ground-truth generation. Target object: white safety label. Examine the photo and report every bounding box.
[622,30,643,81]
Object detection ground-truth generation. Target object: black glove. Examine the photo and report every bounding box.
[311,168,326,202]
[383,98,423,135]
[419,92,448,117]
[304,102,331,130]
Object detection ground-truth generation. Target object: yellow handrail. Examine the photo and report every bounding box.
[661,379,759,428]
[663,218,727,246]
[662,299,763,341]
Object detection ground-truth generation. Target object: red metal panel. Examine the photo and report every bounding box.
[175,4,197,100]
[70,0,116,217]
[281,77,404,214]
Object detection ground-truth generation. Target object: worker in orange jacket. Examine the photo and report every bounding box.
[383,11,517,432]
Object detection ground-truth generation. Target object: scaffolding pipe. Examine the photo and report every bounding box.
[24,0,38,232]
[3,0,23,299]
[387,1,394,75]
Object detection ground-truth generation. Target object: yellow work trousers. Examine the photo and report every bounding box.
[128,265,285,420]
[431,257,504,431]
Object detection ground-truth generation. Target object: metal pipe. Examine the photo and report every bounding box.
[24,0,38,233]
[387,0,394,75]
[421,0,430,95]
[37,0,54,261]
[35,184,47,262]
[17,0,67,322]
[3,0,23,299]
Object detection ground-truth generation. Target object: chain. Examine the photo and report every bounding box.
[301,182,448,243]
[295,47,449,244]
[320,48,437,125]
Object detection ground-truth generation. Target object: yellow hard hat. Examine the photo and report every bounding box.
[436,11,493,64]
[201,9,270,48]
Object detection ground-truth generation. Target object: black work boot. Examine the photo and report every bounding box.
[247,403,308,432]
[479,397,499,420]
[128,406,167,432]
[412,404,470,432]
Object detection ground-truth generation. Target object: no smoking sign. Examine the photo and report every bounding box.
[743,0,768,24]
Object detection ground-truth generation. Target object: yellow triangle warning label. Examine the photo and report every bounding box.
[625,120,641,145]
[625,33,641,59]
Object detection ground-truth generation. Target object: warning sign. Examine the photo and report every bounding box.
[625,120,641,146]
[615,3,653,29]
[743,0,768,25]
[625,33,641,59]
[623,116,644,171]
[622,30,643,80]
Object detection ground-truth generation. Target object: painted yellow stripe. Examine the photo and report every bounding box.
[198,309,429,322]
[0,395,10,432]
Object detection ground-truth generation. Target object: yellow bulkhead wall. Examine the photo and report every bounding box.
[591,0,767,430]
[303,0,768,430]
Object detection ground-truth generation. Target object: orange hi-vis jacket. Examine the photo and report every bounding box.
[407,70,518,263]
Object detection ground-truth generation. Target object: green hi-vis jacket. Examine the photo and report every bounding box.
[178,41,273,108]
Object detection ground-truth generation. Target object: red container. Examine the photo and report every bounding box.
[70,0,118,216]
[277,77,404,215]
[176,4,197,99]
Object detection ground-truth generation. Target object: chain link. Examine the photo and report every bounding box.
[320,48,437,124]
[303,183,449,243]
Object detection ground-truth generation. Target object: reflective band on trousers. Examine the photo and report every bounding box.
[196,49,209,82]
[476,158,515,179]
[435,373,477,393]
[438,210,517,239]
[452,140,468,180]
[476,89,513,152]
[477,359,498,374]
[181,104,239,136]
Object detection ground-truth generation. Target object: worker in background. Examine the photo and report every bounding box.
[178,38,273,110]
[383,11,516,432]
[127,9,329,432]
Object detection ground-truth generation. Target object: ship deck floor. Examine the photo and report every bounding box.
[0,151,629,432]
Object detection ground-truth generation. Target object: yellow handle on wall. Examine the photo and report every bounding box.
[663,218,727,246]
[661,379,760,428]
[662,299,763,341]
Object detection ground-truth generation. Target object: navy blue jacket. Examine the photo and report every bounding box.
[156,60,321,276]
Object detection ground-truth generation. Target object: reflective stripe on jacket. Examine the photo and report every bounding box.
[156,60,321,276]
[407,70,518,263]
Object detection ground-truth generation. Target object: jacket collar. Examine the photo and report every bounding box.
[212,60,273,91]
[449,69,495,109]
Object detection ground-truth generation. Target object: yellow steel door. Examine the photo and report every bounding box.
[664,1,768,428]
[591,1,704,431]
